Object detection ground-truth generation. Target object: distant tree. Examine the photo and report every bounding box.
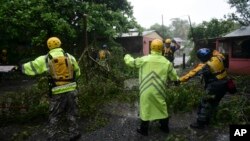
[227,0,250,26]
[149,23,172,39]
[149,18,190,40]
[189,18,238,41]
[169,18,190,40]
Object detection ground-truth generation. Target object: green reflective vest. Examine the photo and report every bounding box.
[124,51,179,121]
[22,48,81,94]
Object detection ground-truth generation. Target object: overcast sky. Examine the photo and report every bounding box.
[127,0,236,28]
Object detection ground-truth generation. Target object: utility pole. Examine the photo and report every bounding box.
[162,15,164,38]
[188,15,195,45]
[187,15,198,51]
[78,14,88,63]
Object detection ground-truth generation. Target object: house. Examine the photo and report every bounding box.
[115,30,163,55]
[216,25,250,75]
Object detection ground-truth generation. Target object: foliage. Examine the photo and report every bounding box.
[166,80,204,113]
[233,74,250,94]
[1,38,249,134]
[0,77,49,125]
[227,0,250,26]
[216,95,250,125]
[149,23,173,39]
[0,0,140,64]
[211,75,250,126]
[169,18,190,40]
[189,18,238,42]
[149,18,190,40]
[77,78,122,117]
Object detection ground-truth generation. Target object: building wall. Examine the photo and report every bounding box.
[144,32,163,40]
[228,46,250,75]
[219,38,250,75]
[115,36,143,55]
[142,37,152,55]
[115,31,163,56]
[228,58,250,74]
[142,32,163,55]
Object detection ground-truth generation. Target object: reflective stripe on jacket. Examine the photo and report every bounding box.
[51,82,77,94]
[124,51,179,121]
[22,48,81,94]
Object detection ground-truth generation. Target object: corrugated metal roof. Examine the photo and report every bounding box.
[173,37,185,43]
[0,66,16,72]
[224,25,250,37]
[119,30,156,37]
[142,30,155,36]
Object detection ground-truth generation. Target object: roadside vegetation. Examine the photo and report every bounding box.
[0,46,249,129]
[0,0,250,140]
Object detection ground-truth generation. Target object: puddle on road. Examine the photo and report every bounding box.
[102,101,230,141]
[103,101,139,119]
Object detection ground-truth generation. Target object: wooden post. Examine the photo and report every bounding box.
[182,53,186,69]
[83,14,88,50]
[78,14,88,63]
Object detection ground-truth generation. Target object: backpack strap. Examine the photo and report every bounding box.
[46,51,74,85]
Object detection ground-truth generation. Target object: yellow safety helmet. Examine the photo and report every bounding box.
[47,37,61,50]
[165,38,171,44]
[150,39,163,52]
[99,50,106,60]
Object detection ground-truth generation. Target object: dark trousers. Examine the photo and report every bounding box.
[47,90,80,139]
[140,118,169,131]
[197,80,227,124]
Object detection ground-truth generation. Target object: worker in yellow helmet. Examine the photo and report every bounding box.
[0,49,8,65]
[124,39,179,136]
[179,48,228,129]
[164,38,180,65]
[17,37,81,140]
[97,44,111,71]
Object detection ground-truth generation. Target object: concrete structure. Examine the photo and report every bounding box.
[115,30,163,55]
[217,26,250,75]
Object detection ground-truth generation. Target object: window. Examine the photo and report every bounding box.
[232,38,250,58]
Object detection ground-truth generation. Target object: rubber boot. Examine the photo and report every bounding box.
[136,120,149,136]
[159,118,169,133]
[190,120,207,129]
[69,133,81,141]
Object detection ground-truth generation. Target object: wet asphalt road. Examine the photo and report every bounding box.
[14,101,229,141]
[0,76,230,141]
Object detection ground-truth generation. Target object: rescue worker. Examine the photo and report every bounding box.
[0,49,9,65]
[164,38,180,65]
[124,39,179,136]
[18,37,81,140]
[179,48,228,129]
[97,44,111,71]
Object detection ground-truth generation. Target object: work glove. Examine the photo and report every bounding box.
[174,80,180,86]
[12,65,22,73]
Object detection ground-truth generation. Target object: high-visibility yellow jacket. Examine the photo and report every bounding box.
[180,50,227,83]
[124,51,179,121]
[98,49,111,61]
[22,48,81,94]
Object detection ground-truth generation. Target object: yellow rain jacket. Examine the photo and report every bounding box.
[124,51,179,121]
[22,48,81,94]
